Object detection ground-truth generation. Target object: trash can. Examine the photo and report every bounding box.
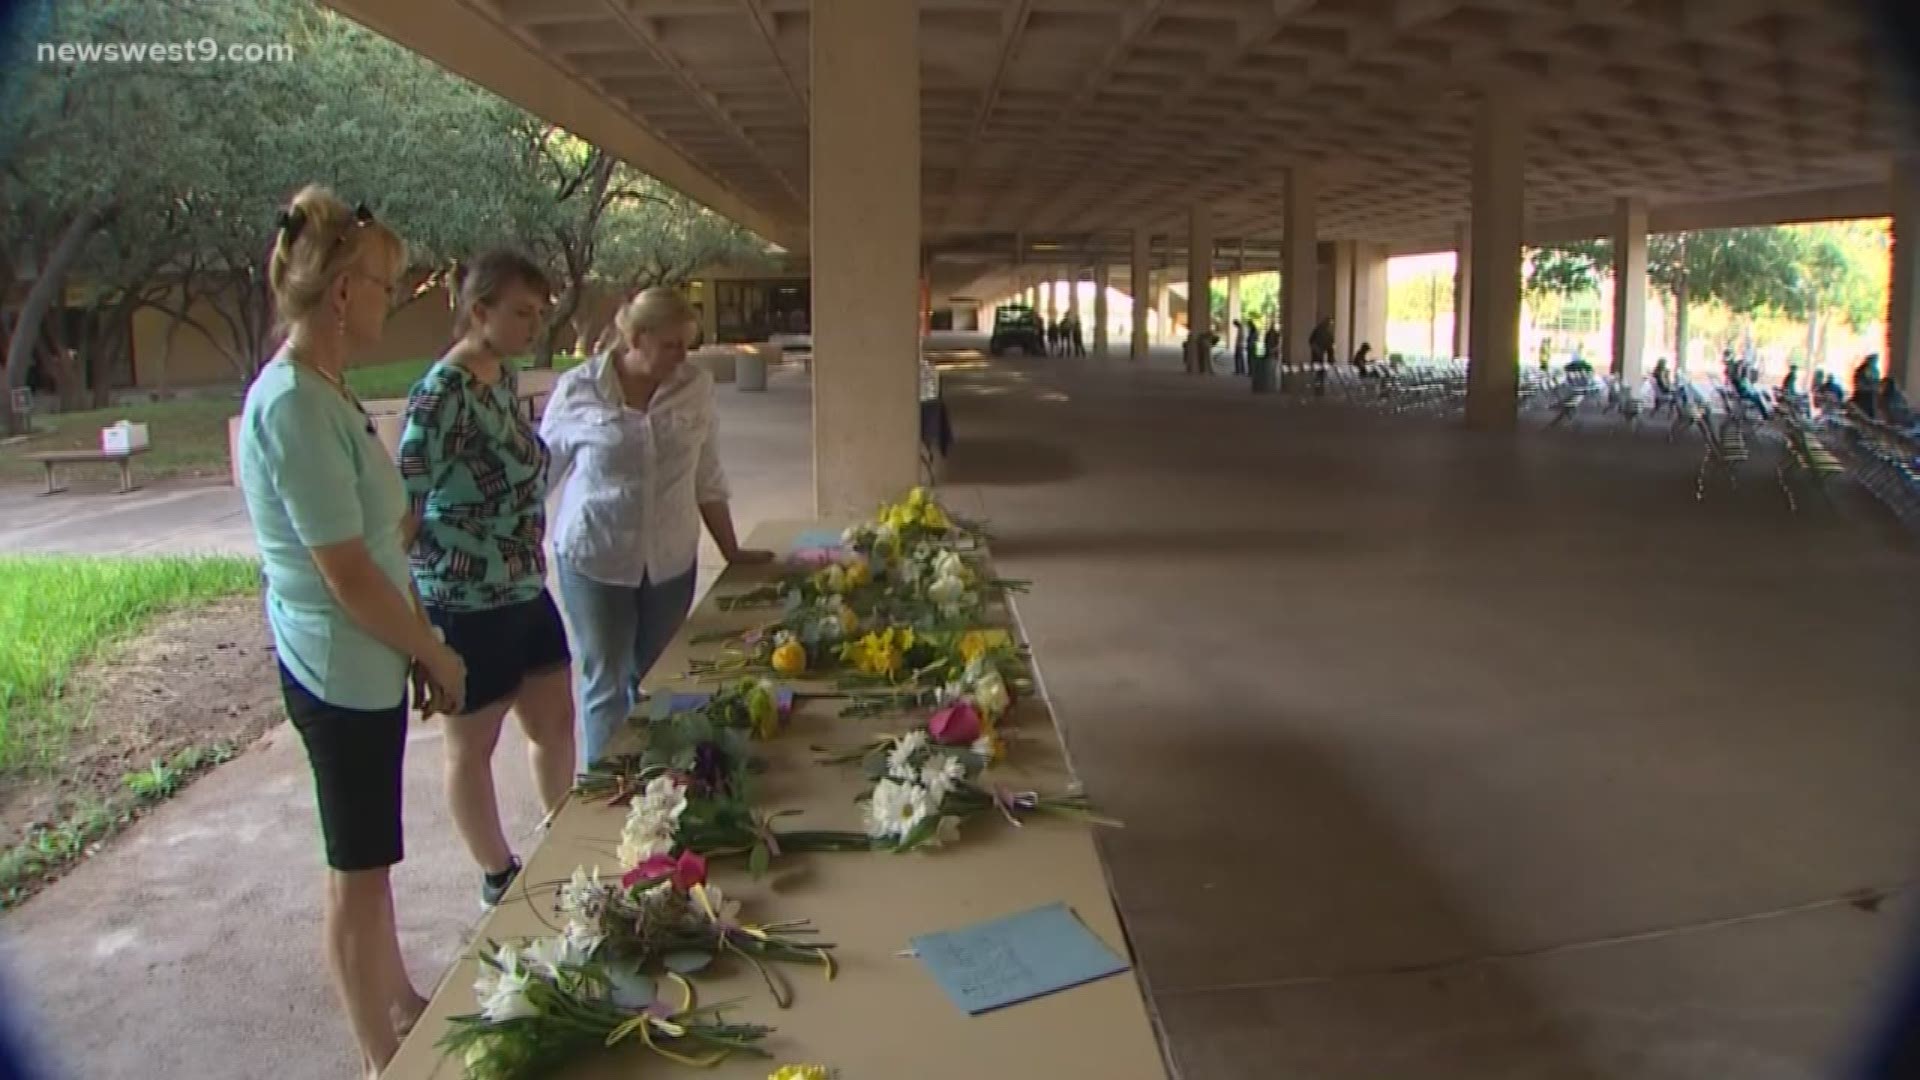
[737,345,769,392]
[1251,353,1276,394]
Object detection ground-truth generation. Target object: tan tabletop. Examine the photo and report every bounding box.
[382,521,1167,1080]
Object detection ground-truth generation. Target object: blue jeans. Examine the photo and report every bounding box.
[554,561,697,769]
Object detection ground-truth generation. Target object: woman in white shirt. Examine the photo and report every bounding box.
[541,288,772,767]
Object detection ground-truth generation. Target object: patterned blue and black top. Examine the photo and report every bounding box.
[397,359,551,612]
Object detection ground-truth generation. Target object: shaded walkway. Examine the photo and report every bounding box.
[936,356,1920,1078]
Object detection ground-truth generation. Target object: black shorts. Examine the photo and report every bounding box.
[426,589,572,714]
[280,663,407,872]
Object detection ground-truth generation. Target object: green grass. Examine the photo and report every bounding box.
[0,397,242,485]
[0,554,260,771]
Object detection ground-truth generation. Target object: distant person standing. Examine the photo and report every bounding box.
[1069,312,1086,357]
[1231,319,1248,376]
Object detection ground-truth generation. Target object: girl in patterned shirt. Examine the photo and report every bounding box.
[397,251,574,909]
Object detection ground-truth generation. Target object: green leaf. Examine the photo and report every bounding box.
[747,842,771,878]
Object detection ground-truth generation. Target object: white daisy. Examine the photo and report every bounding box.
[886,731,929,779]
[919,754,966,803]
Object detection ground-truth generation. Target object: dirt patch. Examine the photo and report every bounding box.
[0,595,282,854]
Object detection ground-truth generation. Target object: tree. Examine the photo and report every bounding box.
[1388,269,1453,359]
[1774,221,1887,375]
[1527,227,1814,374]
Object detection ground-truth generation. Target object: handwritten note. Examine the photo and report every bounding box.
[910,902,1130,1015]
[790,529,847,551]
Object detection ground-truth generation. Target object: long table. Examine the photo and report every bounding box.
[382,521,1168,1080]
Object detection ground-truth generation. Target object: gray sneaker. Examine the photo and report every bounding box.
[481,856,522,910]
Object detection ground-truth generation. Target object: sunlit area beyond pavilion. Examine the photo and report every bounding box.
[3,1,1920,1079]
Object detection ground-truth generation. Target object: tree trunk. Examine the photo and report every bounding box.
[1672,274,1691,376]
[5,201,113,433]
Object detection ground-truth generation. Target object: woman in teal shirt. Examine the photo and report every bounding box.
[397,250,574,909]
[237,186,466,1078]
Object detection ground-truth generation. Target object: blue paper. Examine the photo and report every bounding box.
[790,528,846,551]
[910,902,1130,1015]
[650,688,794,719]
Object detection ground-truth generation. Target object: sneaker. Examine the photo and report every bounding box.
[481,856,522,910]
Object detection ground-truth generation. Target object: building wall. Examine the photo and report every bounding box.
[129,282,458,388]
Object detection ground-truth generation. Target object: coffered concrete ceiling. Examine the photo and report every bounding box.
[326,0,1901,256]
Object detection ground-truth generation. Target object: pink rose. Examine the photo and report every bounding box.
[623,850,708,892]
[927,700,982,746]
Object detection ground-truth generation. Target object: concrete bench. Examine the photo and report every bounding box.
[26,445,151,495]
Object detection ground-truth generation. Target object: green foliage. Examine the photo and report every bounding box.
[3,0,774,384]
[1524,224,1884,326]
[1388,269,1454,325]
[1210,272,1279,324]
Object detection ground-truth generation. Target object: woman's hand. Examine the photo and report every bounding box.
[416,641,468,717]
[724,547,776,566]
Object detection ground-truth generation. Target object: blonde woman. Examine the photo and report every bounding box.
[236,185,465,1078]
[398,250,574,908]
[541,287,772,767]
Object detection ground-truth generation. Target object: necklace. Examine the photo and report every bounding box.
[286,345,353,398]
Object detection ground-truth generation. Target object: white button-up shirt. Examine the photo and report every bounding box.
[540,351,730,586]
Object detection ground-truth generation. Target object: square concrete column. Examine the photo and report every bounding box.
[1282,167,1318,384]
[1331,240,1356,364]
[1355,243,1389,358]
[1611,196,1649,384]
[1156,279,1173,347]
[1187,204,1214,374]
[1464,93,1524,430]
[810,0,919,516]
[1067,267,1082,320]
[1094,262,1110,359]
[1892,156,1920,389]
[1452,221,1472,360]
[1226,244,1243,331]
[1129,228,1151,361]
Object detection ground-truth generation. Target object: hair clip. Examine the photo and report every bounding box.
[353,202,374,224]
[276,207,307,242]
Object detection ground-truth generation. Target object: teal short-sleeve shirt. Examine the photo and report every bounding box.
[238,355,412,710]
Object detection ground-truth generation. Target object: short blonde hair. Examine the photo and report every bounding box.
[268,184,405,331]
[614,287,696,343]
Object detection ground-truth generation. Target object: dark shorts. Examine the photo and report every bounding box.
[426,589,572,715]
[280,663,407,872]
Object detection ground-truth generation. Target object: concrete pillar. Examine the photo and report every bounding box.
[1187,204,1214,373]
[1464,93,1523,430]
[1156,279,1173,347]
[1067,266,1082,320]
[1282,167,1318,381]
[1355,243,1389,359]
[1226,247,1243,332]
[1611,196,1649,385]
[1331,241,1356,364]
[1094,262,1110,359]
[1452,222,1472,360]
[1892,156,1920,390]
[1129,229,1150,361]
[810,0,919,515]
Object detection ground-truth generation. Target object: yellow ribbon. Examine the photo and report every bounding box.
[606,972,727,1067]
